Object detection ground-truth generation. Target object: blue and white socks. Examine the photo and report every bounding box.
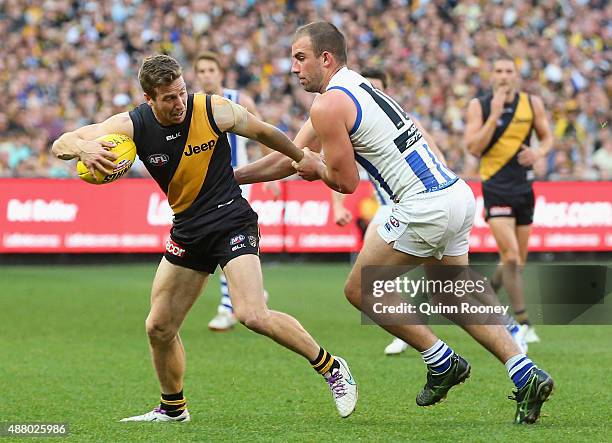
[219,274,233,313]
[421,340,454,375]
[505,354,536,389]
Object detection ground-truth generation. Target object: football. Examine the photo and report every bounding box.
[76,134,137,184]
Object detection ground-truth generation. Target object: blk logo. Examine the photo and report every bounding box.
[166,132,181,141]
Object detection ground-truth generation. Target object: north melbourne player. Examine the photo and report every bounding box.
[236,22,553,424]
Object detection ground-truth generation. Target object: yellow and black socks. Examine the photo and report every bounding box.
[310,348,339,377]
[160,391,186,417]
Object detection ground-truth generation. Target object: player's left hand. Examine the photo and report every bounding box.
[517,144,539,167]
[333,205,353,226]
[292,147,324,181]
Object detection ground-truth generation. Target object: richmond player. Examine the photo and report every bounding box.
[52,54,358,421]
[465,55,554,343]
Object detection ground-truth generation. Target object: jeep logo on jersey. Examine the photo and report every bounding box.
[230,234,245,245]
[147,154,170,166]
[184,140,216,156]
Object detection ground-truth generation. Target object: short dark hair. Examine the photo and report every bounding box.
[138,54,183,98]
[492,51,515,65]
[195,51,223,71]
[293,21,347,65]
[361,67,388,89]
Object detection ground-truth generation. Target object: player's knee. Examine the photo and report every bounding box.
[235,308,271,333]
[344,281,361,307]
[501,251,520,267]
[145,317,178,343]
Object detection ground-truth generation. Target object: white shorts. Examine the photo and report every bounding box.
[240,183,252,201]
[377,179,475,260]
[371,204,393,226]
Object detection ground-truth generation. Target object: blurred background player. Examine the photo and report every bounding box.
[465,54,554,344]
[195,51,278,332]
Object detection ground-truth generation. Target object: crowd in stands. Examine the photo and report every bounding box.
[1,0,610,180]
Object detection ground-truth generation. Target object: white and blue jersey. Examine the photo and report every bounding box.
[223,88,249,168]
[326,68,457,202]
[371,178,393,206]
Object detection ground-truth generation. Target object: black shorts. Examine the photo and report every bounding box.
[483,189,535,226]
[164,222,260,274]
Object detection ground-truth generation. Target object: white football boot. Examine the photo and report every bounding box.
[208,307,238,331]
[326,356,358,418]
[208,290,268,331]
[509,324,529,354]
[524,325,541,343]
[384,338,409,355]
[120,407,190,422]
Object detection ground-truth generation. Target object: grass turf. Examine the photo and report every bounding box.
[1,262,611,442]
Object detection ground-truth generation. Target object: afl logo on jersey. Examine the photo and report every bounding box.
[147,154,170,166]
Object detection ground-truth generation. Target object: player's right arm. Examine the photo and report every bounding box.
[211,95,303,164]
[52,113,133,177]
[465,88,506,157]
[234,117,322,184]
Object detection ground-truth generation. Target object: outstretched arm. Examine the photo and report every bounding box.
[234,117,321,184]
[212,95,303,163]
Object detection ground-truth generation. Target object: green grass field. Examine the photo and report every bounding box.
[1,262,611,442]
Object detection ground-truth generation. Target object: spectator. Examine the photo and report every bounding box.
[0,0,609,180]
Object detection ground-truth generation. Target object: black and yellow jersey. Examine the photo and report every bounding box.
[129,93,256,241]
[477,91,534,194]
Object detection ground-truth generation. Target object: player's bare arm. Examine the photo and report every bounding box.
[234,117,321,184]
[211,95,303,163]
[465,87,507,157]
[238,93,269,157]
[295,91,359,193]
[517,96,554,167]
[51,112,133,178]
[239,92,281,196]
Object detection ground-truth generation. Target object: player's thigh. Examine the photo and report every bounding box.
[515,224,532,264]
[346,227,427,299]
[222,254,266,312]
[149,257,209,327]
[487,217,519,259]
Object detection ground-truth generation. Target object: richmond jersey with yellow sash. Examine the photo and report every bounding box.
[129,93,257,243]
[478,92,535,195]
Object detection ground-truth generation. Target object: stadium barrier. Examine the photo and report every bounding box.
[1,179,610,253]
